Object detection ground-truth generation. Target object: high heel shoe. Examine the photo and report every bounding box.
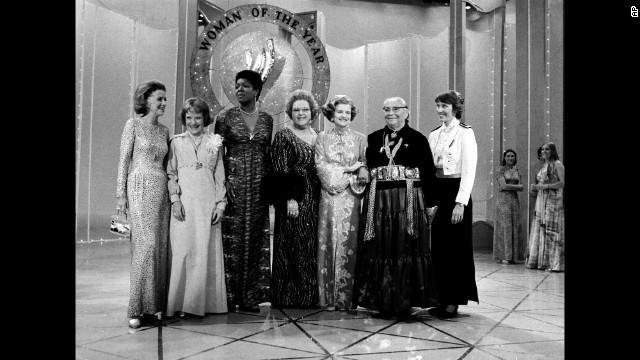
[439,305,458,319]
[128,318,141,329]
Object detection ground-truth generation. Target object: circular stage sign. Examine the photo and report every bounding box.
[191,4,331,117]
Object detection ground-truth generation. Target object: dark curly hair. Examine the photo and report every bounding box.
[179,97,212,127]
[236,69,264,100]
[435,90,464,119]
[501,149,518,166]
[284,89,319,123]
[321,95,357,122]
[133,80,166,115]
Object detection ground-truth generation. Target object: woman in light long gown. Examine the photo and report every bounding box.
[314,95,368,311]
[166,97,227,317]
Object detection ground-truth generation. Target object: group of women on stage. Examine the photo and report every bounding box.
[116,70,562,328]
[492,144,565,272]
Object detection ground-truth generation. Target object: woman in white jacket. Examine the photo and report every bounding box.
[427,90,479,318]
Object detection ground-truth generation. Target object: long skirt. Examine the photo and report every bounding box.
[430,177,479,306]
[354,181,438,317]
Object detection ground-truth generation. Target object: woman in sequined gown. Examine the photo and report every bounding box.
[166,98,227,317]
[526,142,565,272]
[214,70,273,312]
[315,95,368,311]
[269,90,321,308]
[493,149,525,264]
[116,80,170,329]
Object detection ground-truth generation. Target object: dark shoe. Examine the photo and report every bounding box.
[439,305,459,319]
[427,307,444,316]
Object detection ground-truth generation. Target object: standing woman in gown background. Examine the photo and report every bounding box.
[166,98,228,318]
[427,90,479,318]
[116,79,171,329]
[269,89,321,308]
[315,95,368,311]
[214,70,273,312]
[493,149,524,264]
[526,142,565,272]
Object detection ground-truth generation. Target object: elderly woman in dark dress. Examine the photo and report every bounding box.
[269,89,321,308]
[214,70,273,312]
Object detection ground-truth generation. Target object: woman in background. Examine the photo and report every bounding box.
[493,149,524,264]
[116,79,170,329]
[526,142,564,272]
[166,98,227,317]
[215,70,273,312]
[315,95,368,311]
[269,89,321,308]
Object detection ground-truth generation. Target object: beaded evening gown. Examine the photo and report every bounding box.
[270,127,321,307]
[314,127,367,310]
[116,117,170,318]
[493,166,525,262]
[526,162,565,271]
[215,108,273,309]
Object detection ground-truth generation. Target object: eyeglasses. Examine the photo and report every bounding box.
[382,106,407,112]
[293,108,311,112]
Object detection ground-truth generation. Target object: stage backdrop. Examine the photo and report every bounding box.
[76,0,563,243]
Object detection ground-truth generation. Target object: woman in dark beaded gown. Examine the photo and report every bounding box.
[214,70,273,312]
[269,89,321,308]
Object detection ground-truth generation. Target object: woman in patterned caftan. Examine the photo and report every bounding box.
[493,149,525,264]
[526,142,565,272]
[269,90,321,308]
[214,70,273,312]
[166,98,227,317]
[116,80,170,329]
[315,95,368,311]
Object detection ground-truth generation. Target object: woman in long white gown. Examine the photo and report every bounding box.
[166,98,228,317]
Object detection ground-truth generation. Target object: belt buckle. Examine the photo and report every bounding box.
[406,168,414,179]
[398,166,406,180]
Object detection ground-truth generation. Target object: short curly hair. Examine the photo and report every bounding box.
[435,90,464,119]
[179,97,212,127]
[284,89,319,122]
[133,80,166,115]
[321,95,358,122]
[501,149,518,166]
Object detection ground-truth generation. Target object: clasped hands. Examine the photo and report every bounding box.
[344,161,369,185]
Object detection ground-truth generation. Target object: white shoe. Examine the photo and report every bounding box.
[128,318,141,329]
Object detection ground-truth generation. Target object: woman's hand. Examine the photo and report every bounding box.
[529,187,538,197]
[211,208,224,225]
[287,199,299,218]
[225,181,235,205]
[451,203,464,224]
[344,161,364,173]
[172,201,185,221]
[356,167,369,185]
[116,196,128,212]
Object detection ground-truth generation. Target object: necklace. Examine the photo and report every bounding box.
[187,133,204,170]
[239,106,258,115]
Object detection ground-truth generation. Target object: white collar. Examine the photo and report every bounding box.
[441,118,459,132]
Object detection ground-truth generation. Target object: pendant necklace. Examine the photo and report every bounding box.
[240,106,258,140]
[188,133,204,170]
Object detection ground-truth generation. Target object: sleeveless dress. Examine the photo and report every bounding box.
[493,166,524,262]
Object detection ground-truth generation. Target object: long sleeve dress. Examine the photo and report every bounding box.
[166,132,228,316]
[526,161,565,271]
[314,127,367,310]
[116,117,170,318]
[214,108,273,309]
[353,124,439,318]
[269,127,321,308]
[493,166,525,262]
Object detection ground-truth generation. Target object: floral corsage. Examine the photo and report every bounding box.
[205,133,224,155]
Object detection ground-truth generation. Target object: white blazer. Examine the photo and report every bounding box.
[428,118,477,205]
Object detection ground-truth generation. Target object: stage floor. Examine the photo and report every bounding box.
[76,240,564,360]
